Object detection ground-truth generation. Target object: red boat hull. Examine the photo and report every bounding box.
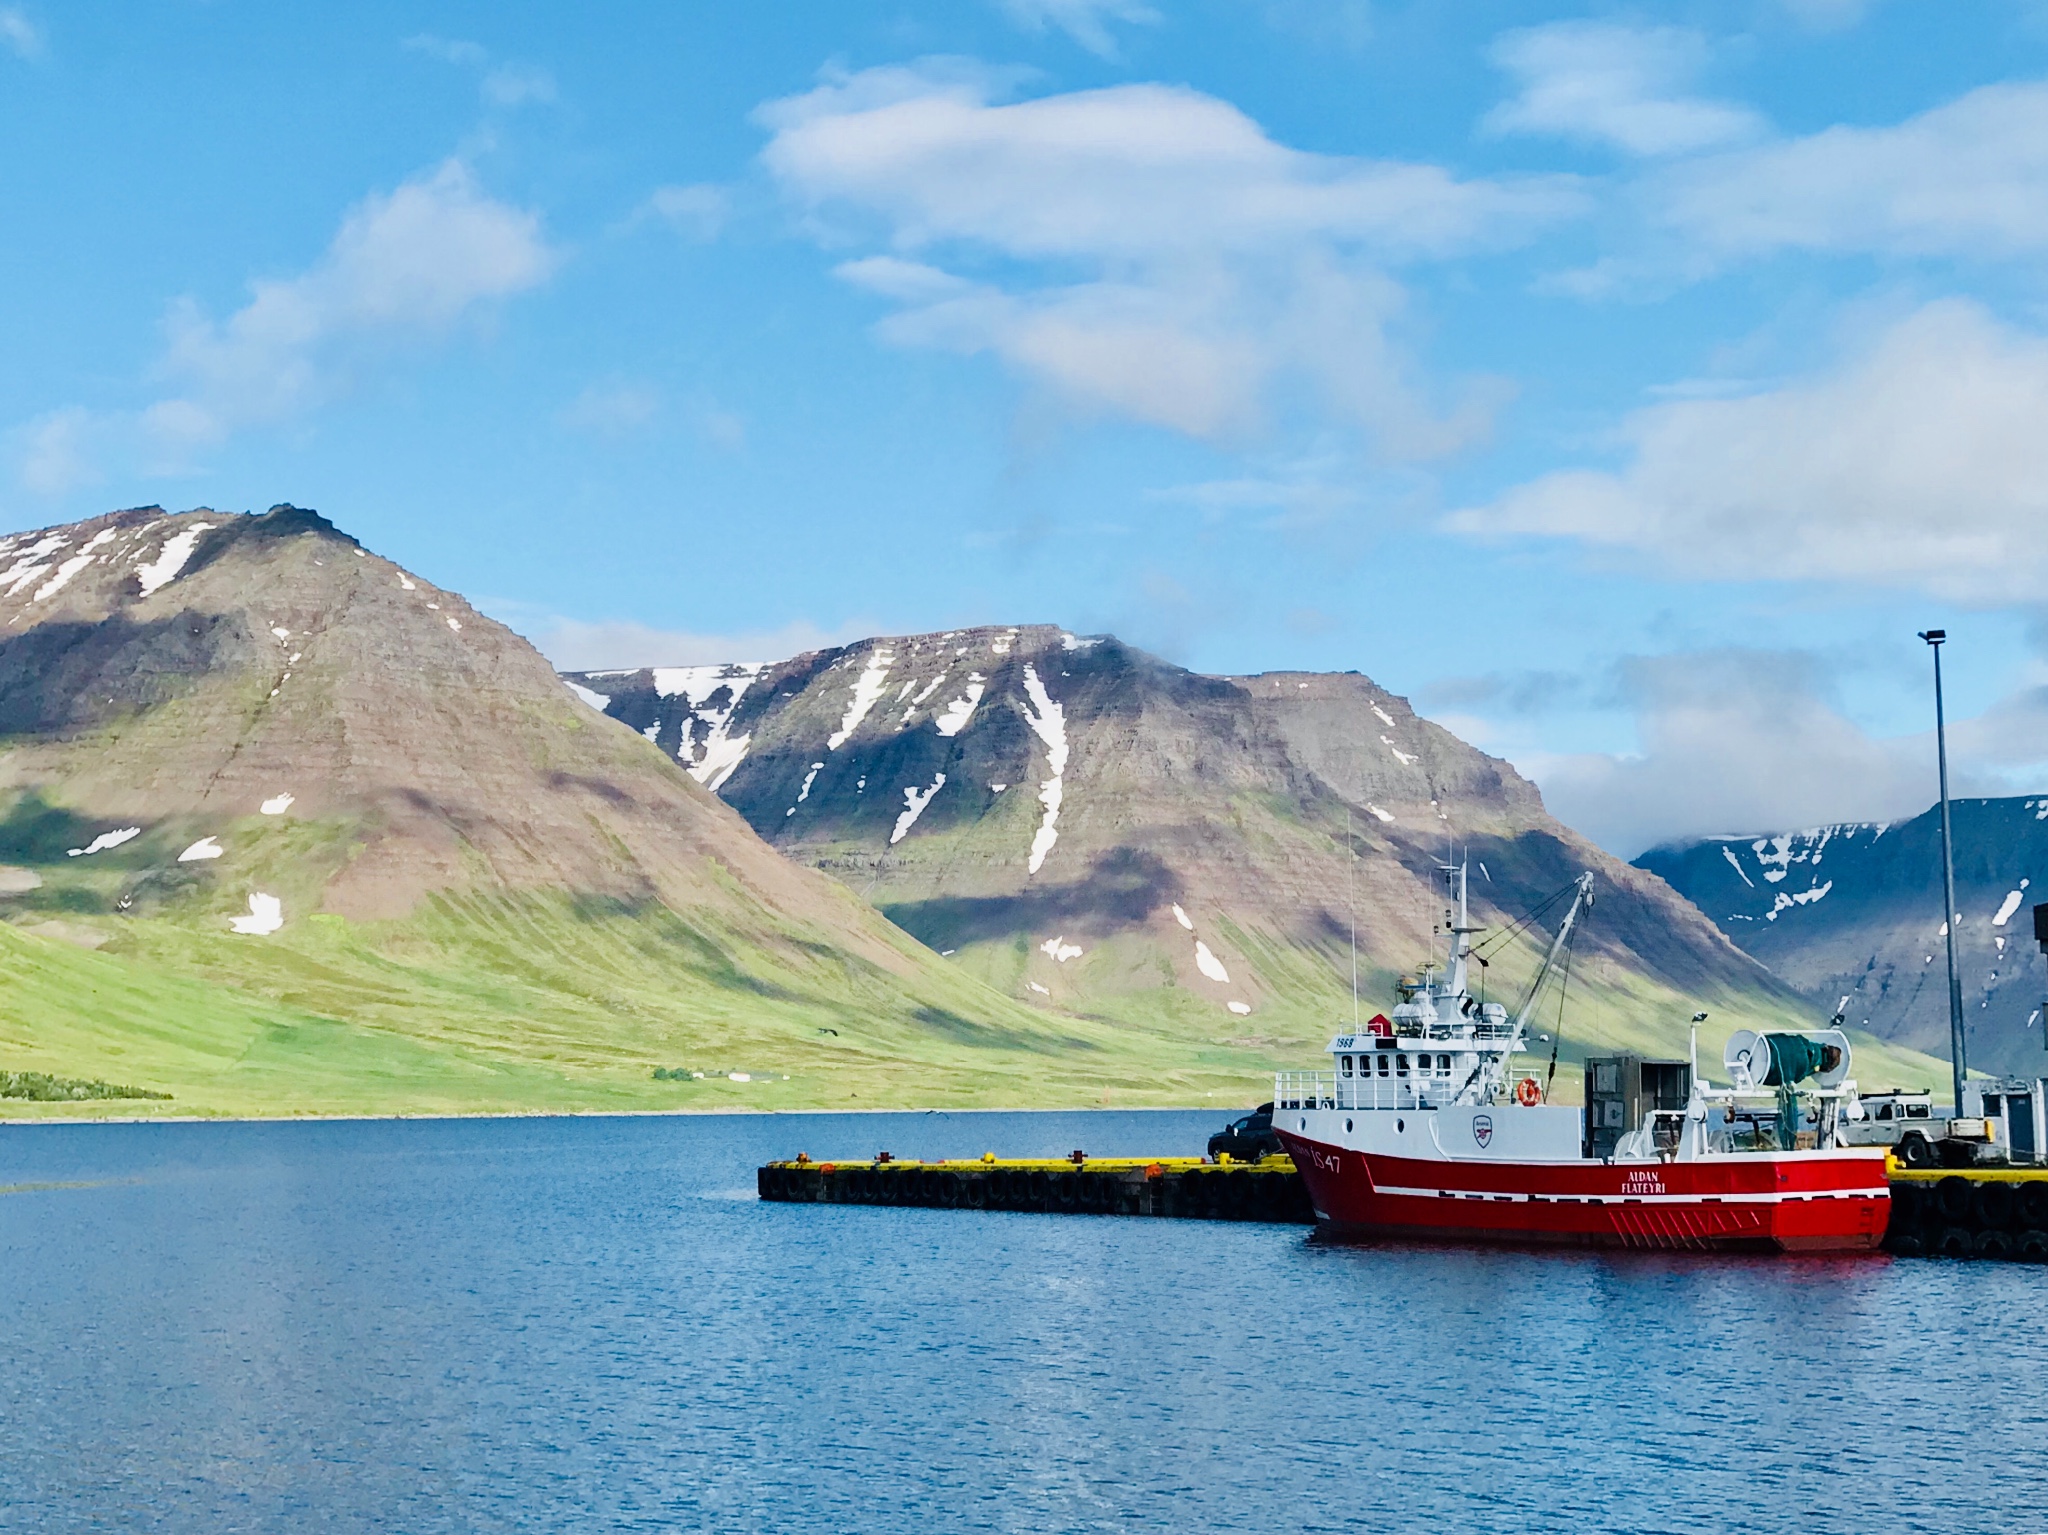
[1276,1128,1890,1253]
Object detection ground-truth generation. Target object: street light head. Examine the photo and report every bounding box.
[1919,629,1946,644]
[1692,1011,1708,1023]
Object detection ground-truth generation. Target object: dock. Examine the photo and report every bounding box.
[761,1153,2048,1258]
[1882,1167,2048,1260]
[757,1153,1313,1224]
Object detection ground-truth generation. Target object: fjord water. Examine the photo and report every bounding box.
[2,1113,2041,1534]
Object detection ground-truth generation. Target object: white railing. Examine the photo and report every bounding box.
[1273,1071,1464,1112]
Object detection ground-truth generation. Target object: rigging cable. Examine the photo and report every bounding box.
[1543,924,1578,1100]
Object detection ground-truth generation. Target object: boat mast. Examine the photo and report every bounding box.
[1509,873,1594,1054]
[1446,859,1476,998]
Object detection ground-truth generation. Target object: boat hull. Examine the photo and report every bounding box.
[1276,1128,1890,1253]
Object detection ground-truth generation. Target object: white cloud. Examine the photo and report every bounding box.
[643,183,731,241]
[759,64,1575,454]
[404,34,488,67]
[405,34,554,108]
[146,159,555,447]
[1447,301,2048,605]
[483,64,557,107]
[996,0,1160,59]
[519,614,877,671]
[1486,22,1765,157]
[1524,650,1936,857]
[1777,0,1875,33]
[10,407,103,496]
[1657,78,2048,262]
[761,66,1573,262]
[560,382,660,438]
[1,6,43,61]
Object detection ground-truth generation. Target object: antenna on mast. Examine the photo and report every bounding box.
[1347,807,1360,1030]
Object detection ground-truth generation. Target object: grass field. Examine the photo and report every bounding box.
[0,792,1950,1121]
[0,886,1949,1122]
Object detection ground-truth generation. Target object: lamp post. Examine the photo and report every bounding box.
[1919,629,1967,1112]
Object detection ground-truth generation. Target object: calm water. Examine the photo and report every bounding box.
[1,1111,2042,1534]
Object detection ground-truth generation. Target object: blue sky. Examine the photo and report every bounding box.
[5,0,2048,853]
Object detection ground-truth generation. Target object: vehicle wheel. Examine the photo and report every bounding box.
[1935,1176,1975,1225]
[1898,1134,1936,1170]
[2018,1181,2048,1228]
[1974,1180,2015,1231]
[1974,1229,2012,1261]
[1936,1226,1975,1258]
[2017,1229,2048,1263]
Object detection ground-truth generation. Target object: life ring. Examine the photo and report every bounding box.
[1514,1077,1542,1107]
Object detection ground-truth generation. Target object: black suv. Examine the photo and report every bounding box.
[1207,1103,1282,1162]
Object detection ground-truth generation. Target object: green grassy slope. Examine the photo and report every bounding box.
[2,823,1942,1120]
[0,812,1294,1119]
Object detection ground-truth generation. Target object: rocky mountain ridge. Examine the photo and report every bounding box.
[2,507,1242,1114]
[565,626,1905,1075]
[1637,797,2048,1078]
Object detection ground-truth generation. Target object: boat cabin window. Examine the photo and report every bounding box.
[1377,1054,1390,1077]
[1396,1054,1409,1077]
[1340,1055,1353,1077]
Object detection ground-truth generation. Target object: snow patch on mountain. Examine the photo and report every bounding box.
[135,523,214,597]
[230,893,284,936]
[1766,881,1833,921]
[1021,664,1067,875]
[655,664,766,791]
[1194,941,1230,984]
[1040,935,1084,963]
[891,772,946,844]
[1994,880,2031,926]
[1172,904,1194,930]
[1721,846,1755,888]
[565,681,611,711]
[828,650,894,749]
[934,675,986,737]
[67,827,140,857]
[34,529,116,601]
[178,836,224,862]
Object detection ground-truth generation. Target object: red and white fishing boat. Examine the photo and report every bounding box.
[1273,867,1890,1252]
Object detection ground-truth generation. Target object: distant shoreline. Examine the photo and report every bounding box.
[0,1103,1226,1128]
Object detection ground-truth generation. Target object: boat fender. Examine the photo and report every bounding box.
[1514,1077,1542,1107]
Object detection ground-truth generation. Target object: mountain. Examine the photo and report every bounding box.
[0,507,1277,1116]
[565,628,1942,1086]
[1636,798,2048,1080]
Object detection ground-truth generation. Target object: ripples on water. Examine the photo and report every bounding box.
[1,1111,2042,1533]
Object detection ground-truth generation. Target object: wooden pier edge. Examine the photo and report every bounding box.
[757,1155,1313,1224]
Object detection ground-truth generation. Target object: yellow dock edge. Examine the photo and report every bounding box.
[1886,1159,2048,1184]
